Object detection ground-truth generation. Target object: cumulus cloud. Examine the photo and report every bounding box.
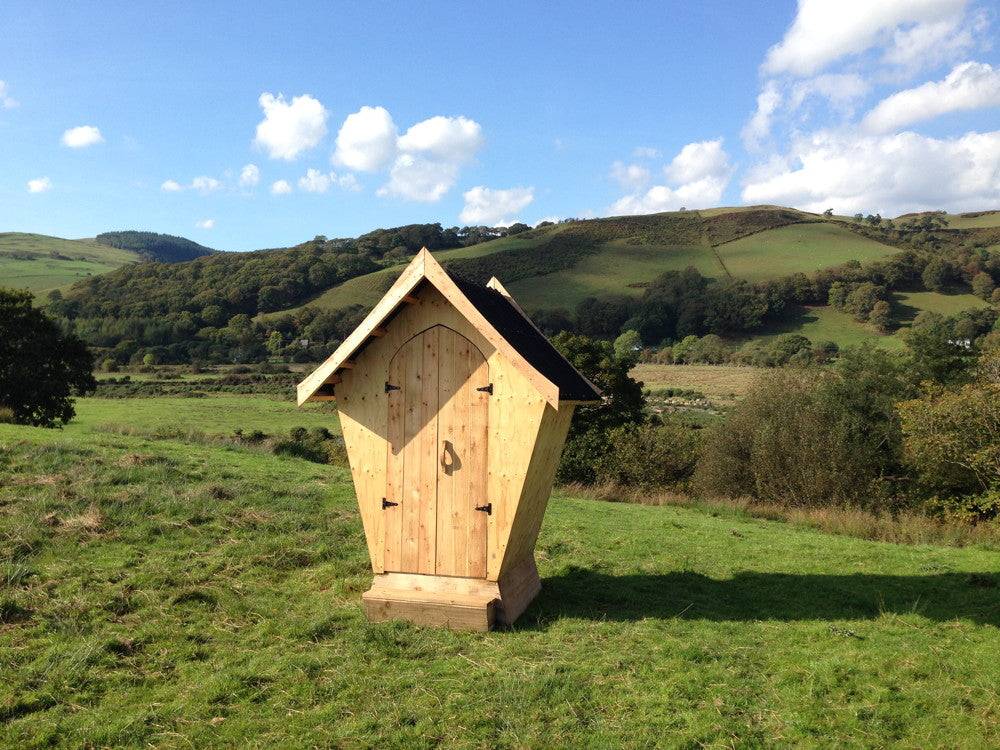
[191,176,222,194]
[741,129,1000,216]
[331,107,484,201]
[762,0,967,77]
[742,80,782,150]
[459,186,535,225]
[611,139,732,215]
[195,218,215,229]
[378,155,460,202]
[862,61,1000,133]
[27,177,51,193]
[664,139,731,184]
[270,179,292,195]
[254,92,328,160]
[298,168,362,193]
[0,80,19,109]
[332,106,398,172]
[239,163,260,188]
[610,161,651,190]
[397,115,483,162]
[882,10,983,71]
[160,179,183,192]
[61,125,104,148]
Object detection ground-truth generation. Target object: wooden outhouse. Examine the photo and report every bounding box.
[297,248,601,630]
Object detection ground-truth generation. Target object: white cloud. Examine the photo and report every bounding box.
[195,218,215,229]
[299,168,332,193]
[0,80,18,109]
[378,155,459,202]
[741,128,1000,216]
[27,177,51,193]
[664,139,731,184]
[397,115,483,162]
[61,125,104,148]
[298,168,361,193]
[611,140,732,215]
[160,179,183,192]
[742,80,782,150]
[789,73,870,113]
[632,146,661,159]
[333,107,484,201]
[239,163,260,188]
[459,186,535,225]
[270,179,292,195]
[191,176,222,194]
[610,161,651,190]
[332,106,398,172]
[254,92,328,160]
[862,61,1000,133]
[762,0,967,77]
[882,11,982,71]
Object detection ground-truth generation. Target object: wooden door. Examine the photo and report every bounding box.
[384,326,489,577]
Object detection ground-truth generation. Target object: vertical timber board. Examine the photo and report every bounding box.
[499,403,576,574]
[416,327,439,574]
[436,328,489,578]
[486,356,548,581]
[383,348,406,571]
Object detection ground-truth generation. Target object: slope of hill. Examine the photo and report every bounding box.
[95,231,215,263]
[3,396,1000,747]
[0,233,141,294]
[0,231,217,296]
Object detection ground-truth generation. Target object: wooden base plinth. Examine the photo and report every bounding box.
[361,557,541,631]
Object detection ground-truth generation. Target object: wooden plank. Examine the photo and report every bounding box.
[383,348,406,572]
[416,327,439,575]
[399,332,426,572]
[435,329,489,578]
[296,250,426,405]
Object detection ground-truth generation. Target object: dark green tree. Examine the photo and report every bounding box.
[551,332,645,483]
[0,288,96,427]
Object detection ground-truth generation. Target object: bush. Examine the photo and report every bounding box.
[695,348,912,508]
[594,422,699,488]
[898,381,1000,509]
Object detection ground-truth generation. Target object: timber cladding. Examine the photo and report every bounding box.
[297,249,600,629]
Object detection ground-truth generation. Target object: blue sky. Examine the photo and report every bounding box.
[1,1,998,251]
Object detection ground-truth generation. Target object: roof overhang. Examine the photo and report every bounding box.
[297,248,599,408]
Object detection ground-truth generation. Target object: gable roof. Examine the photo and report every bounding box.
[296,248,601,407]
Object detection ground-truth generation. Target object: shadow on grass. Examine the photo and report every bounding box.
[524,567,1000,627]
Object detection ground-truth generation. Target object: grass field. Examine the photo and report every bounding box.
[715,223,898,282]
[0,233,140,295]
[756,305,903,349]
[941,211,1000,229]
[631,363,765,398]
[891,290,990,324]
[3,394,1000,746]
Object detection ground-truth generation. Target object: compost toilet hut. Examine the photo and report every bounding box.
[297,248,601,630]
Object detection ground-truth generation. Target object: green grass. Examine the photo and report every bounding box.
[756,304,905,350]
[0,233,140,295]
[66,395,338,436]
[3,395,1000,746]
[715,223,898,282]
[942,211,1000,229]
[507,240,717,310]
[891,290,990,323]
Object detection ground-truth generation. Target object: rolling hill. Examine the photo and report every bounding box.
[42,206,1000,360]
[0,231,215,297]
[0,233,141,295]
[265,206,997,350]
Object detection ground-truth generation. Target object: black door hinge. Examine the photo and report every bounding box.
[382,498,399,509]
[385,382,401,393]
[476,383,493,395]
[475,502,492,515]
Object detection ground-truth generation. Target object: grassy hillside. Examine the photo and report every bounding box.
[3,395,1000,746]
[0,233,140,294]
